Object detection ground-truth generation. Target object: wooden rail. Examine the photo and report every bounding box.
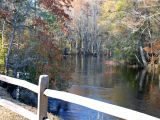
[44,89,160,120]
[0,74,38,93]
[0,74,160,120]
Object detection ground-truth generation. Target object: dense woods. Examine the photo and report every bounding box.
[67,0,160,67]
[0,1,160,120]
[0,0,73,88]
[0,0,160,87]
[99,0,160,67]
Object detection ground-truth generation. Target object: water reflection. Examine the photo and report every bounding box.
[5,56,160,120]
[72,56,105,87]
[62,56,160,120]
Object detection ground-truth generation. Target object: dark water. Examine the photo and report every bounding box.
[5,56,160,120]
[58,56,160,120]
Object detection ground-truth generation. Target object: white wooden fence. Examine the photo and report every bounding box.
[0,74,159,120]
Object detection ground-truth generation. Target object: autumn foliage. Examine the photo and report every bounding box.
[0,0,73,89]
[32,18,47,27]
[0,9,12,22]
[40,0,73,21]
[143,40,160,64]
[143,40,160,54]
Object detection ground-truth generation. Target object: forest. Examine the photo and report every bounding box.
[0,0,160,120]
[0,0,160,85]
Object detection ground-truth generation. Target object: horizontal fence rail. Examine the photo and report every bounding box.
[0,74,38,93]
[44,89,160,120]
[0,74,160,120]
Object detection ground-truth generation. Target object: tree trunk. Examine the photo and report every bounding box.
[139,68,147,91]
[5,28,16,75]
[2,20,5,49]
[140,46,147,67]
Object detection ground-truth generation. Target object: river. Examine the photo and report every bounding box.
[58,56,160,120]
[5,56,160,120]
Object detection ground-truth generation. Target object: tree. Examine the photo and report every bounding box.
[40,0,73,21]
[99,0,160,66]
[68,0,103,55]
[0,0,73,88]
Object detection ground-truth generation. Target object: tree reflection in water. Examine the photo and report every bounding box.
[68,56,160,119]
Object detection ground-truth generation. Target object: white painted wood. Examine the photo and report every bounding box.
[0,74,159,120]
[0,98,37,120]
[44,89,160,120]
[0,74,38,93]
[37,75,49,120]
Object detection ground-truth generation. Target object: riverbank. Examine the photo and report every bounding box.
[0,86,59,120]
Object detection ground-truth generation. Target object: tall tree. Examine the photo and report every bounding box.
[99,0,160,65]
[0,0,73,85]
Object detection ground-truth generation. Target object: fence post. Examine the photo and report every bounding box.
[37,75,49,120]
